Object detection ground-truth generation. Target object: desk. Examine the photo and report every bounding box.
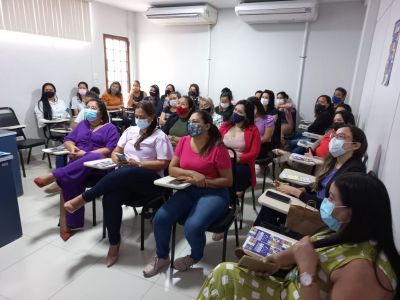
[0,124,26,130]
[83,158,116,170]
[0,130,23,196]
[0,154,22,246]
[298,124,310,130]
[111,118,123,122]
[279,168,315,186]
[302,132,322,140]
[108,109,122,114]
[289,153,323,166]
[50,128,72,134]
[258,189,317,215]
[42,119,70,124]
[297,139,313,148]
[154,175,191,189]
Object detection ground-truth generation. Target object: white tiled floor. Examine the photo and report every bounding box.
[0,155,276,300]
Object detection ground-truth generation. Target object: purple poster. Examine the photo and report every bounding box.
[382,19,400,86]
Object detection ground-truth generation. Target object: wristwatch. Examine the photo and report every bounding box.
[299,272,315,287]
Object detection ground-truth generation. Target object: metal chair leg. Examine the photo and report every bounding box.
[47,153,52,169]
[234,218,239,246]
[239,194,244,229]
[251,187,256,211]
[222,230,228,262]
[272,161,276,181]
[133,207,138,216]
[27,148,32,164]
[92,199,97,226]
[141,209,145,250]
[18,150,26,178]
[102,211,106,239]
[170,224,176,268]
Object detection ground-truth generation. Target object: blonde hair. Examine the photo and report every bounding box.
[199,96,215,114]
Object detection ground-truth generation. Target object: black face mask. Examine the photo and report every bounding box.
[43,91,55,98]
[201,107,212,113]
[315,103,327,114]
[189,91,197,97]
[150,91,156,97]
[332,122,344,130]
[165,90,171,96]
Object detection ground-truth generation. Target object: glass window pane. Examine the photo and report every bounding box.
[105,38,113,49]
[107,60,114,71]
[121,72,127,81]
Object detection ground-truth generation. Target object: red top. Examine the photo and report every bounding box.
[174,136,231,179]
[315,129,334,158]
[219,123,261,187]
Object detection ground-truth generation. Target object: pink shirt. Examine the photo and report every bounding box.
[174,136,231,179]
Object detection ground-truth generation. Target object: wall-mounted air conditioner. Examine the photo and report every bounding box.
[144,4,218,26]
[235,0,318,24]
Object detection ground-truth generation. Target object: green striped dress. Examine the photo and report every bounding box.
[197,230,396,300]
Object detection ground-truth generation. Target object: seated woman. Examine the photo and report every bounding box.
[276,91,294,137]
[255,124,367,227]
[289,95,334,154]
[215,88,234,123]
[306,110,355,158]
[34,99,119,240]
[71,91,100,129]
[198,173,399,300]
[71,81,89,116]
[101,81,124,110]
[248,97,275,159]
[128,80,147,108]
[163,96,195,147]
[261,89,279,121]
[159,91,180,127]
[143,111,232,277]
[188,83,200,108]
[199,96,223,128]
[64,101,173,266]
[220,100,261,191]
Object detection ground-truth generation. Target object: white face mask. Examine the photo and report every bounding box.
[169,100,178,107]
[261,98,269,106]
[276,99,284,106]
[220,102,230,109]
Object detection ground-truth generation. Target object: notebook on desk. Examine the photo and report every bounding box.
[83,158,116,170]
[154,175,191,190]
[280,172,312,183]
[242,226,297,258]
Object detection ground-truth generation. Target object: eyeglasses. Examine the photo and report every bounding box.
[330,133,351,140]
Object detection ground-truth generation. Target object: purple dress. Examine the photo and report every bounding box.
[255,115,275,137]
[53,120,119,228]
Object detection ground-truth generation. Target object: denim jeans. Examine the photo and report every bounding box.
[153,186,229,261]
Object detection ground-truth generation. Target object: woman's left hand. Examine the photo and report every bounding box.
[292,236,319,273]
[127,159,140,167]
[274,181,299,196]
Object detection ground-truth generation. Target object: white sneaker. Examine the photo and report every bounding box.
[143,256,170,278]
[173,255,197,271]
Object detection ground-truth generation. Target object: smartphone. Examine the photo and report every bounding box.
[265,190,290,204]
[116,153,127,162]
[168,178,185,185]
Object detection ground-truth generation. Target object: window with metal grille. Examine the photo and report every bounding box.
[103,34,130,96]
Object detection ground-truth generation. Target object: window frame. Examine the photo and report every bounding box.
[103,33,131,95]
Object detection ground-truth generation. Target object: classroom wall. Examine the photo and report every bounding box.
[0,1,131,139]
[358,0,400,249]
[134,2,365,121]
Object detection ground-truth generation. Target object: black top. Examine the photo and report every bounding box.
[215,105,234,122]
[307,110,334,135]
[162,113,179,135]
[299,157,366,207]
[131,91,145,102]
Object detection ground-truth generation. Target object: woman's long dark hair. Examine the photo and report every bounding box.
[330,110,355,131]
[314,173,400,297]
[227,100,255,129]
[87,99,109,124]
[194,110,222,156]
[76,81,89,101]
[314,95,333,117]
[107,81,122,98]
[315,125,368,191]
[134,101,158,150]
[38,82,57,120]
[248,96,266,116]
[263,89,275,114]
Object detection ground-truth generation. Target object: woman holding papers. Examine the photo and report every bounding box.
[34,99,119,240]
[142,110,232,277]
[198,173,399,300]
[64,101,173,267]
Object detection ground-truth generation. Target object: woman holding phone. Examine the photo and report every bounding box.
[63,101,174,267]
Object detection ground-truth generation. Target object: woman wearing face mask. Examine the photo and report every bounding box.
[34,99,120,240]
[71,92,101,129]
[159,91,181,127]
[332,87,347,108]
[306,110,355,158]
[261,90,278,121]
[199,96,223,128]
[71,81,89,116]
[276,91,294,137]
[288,95,334,155]
[255,125,367,227]
[64,101,173,266]
[163,96,195,147]
[34,82,70,128]
[101,81,124,110]
[160,83,175,108]
[188,83,200,108]
[220,100,261,192]
[215,88,234,123]
[198,173,399,300]
[143,110,232,276]
[127,80,147,108]
[147,84,162,116]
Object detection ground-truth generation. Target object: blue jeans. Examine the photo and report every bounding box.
[153,186,229,261]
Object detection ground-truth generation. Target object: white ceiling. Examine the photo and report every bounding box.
[93,0,363,12]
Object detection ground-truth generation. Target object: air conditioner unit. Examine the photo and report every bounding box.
[235,0,318,24]
[144,4,218,26]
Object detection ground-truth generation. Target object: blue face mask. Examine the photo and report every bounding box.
[84,108,98,122]
[320,198,347,232]
[231,112,246,124]
[332,95,342,105]
[135,118,150,129]
[328,137,347,158]
[187,122,202,137]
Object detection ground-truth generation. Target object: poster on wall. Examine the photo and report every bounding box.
[382,19,400,86]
